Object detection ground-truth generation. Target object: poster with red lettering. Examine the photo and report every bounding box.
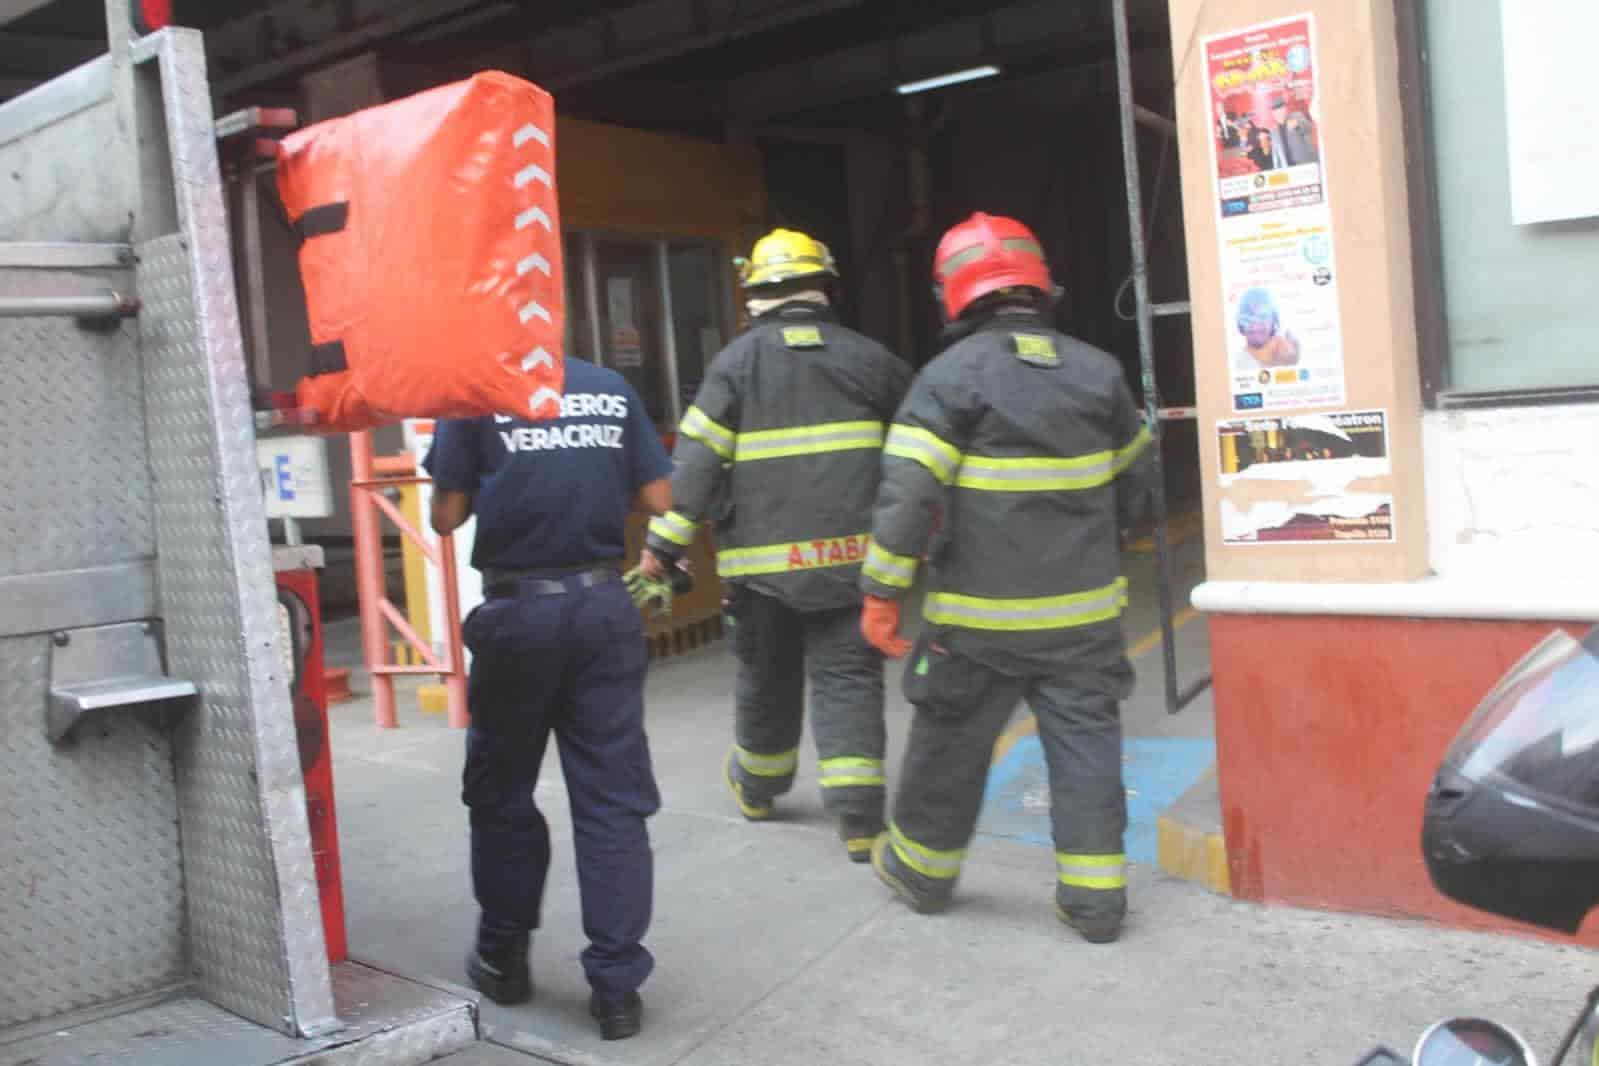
[1204,14,1347,417]
[1204,15,1323,219]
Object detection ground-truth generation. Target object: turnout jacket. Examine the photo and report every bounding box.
[647,302,912,613]
[861,308,1155,678]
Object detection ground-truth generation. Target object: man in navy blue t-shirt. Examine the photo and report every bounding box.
[426,358,673,1041]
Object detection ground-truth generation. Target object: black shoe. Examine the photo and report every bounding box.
[1055,902,1124,944]
[465,946,533,1005]
[589,989,643,1041]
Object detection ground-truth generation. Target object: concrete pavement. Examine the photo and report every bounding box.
[320,535,1598,1065]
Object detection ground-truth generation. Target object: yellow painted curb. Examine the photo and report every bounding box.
[1156,814,1231,896]
[417,683,448,716]
[1129,510,1204,554]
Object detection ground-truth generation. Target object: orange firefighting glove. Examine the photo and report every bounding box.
[861,595,911,659]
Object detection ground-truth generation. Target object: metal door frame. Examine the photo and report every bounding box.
[1110,0,1211,714]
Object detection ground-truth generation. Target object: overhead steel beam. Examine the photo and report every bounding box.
[209,0,489,95]
[554,76,729,124]
[422,0,863,93]
[210,0,834,97]
[0,0,54,28]
[537,0,866,90]
[728,0,1053,119]
[727,0,1166,122]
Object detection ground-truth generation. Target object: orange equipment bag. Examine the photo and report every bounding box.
[275,71,565,432]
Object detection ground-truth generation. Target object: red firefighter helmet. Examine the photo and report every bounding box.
[933,212,1053,321]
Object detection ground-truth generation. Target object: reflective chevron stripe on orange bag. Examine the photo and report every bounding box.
[275,71,565,431]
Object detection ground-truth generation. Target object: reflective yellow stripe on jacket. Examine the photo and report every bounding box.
[1056,852,1128,890]
[954,426,1154,493]
[955,452,1116,492]
[680,405,735,459]
[718,533,872,578]
[884,425,961,485]
[862,542,918,590]
[735,420,884,462]
[925,578,1128,633]
[1112,425,1153,474]
[893,422,1151,494]
[648,510,698,547]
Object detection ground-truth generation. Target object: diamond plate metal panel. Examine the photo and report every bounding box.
[137,234,309,1038]
[0,967,477,1066]
[137,28,332,1038]
[0,635,185,1028]
[0,94,132,244]
[0,996,302,1066]
[328,961,478,1041]
[281,963,478,1066]
[0,268,153,579]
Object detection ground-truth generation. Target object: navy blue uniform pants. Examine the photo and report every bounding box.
[461,573,659,999]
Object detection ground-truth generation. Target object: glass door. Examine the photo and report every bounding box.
[666,242,731,417]
[561,232,733,432]
[594,239,670,428]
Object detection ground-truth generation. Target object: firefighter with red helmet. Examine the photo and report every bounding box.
[858,212,1155,942]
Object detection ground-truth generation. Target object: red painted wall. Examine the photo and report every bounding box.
[1210,613,1599,947]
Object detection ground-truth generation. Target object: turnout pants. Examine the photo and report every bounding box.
[889,647,1128,917]
[725,586,887,824]
[461,572,660,999]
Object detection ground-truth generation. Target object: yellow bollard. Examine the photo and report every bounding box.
[417,684,450,715]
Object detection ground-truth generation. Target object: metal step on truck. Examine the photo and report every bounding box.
[0,3,519,1063]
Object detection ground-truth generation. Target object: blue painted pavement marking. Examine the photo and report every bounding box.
[976,735,1216,864]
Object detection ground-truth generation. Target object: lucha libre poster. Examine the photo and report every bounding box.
[1203,15,1347,414]
[1215,409,1393,545]
[1205,15,1324,218]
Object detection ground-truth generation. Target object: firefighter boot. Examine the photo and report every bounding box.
[465,926,532,1005]
[839,815,885,864]
[724,749,776,821]
[1055,885,1126,944]
[871,834,954,914]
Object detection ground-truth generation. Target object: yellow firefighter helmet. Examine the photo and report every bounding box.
[736,228,839,290]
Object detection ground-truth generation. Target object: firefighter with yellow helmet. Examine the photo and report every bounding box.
[859,212,1156,941]
[641,228,912,861]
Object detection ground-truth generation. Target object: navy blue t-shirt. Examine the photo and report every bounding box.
[424,360,673,571]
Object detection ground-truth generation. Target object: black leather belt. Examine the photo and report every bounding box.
[483,563,618,600]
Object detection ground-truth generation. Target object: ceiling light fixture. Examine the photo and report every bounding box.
[895,64,1002,96]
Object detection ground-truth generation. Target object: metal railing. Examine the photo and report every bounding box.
[348,432,468,728]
